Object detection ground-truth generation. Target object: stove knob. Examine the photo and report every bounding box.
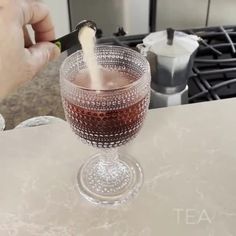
[96,28,103,38]
[113,27,126,37]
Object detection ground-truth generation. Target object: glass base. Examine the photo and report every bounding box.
[77,152,143,206]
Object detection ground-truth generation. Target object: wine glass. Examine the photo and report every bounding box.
[60,45,151,206]
[0,114,5,131]
[15,116,64,129]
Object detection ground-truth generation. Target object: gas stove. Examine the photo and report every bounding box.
[95,25,236,106]
[186,26,236,103]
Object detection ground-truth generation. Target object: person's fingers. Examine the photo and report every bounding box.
[23,26,33,48]
[22,1,55,42]
[25,42,60,78]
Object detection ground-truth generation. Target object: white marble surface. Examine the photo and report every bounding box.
[0,99,236,236]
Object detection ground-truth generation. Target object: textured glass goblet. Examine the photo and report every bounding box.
[60,45,151,206]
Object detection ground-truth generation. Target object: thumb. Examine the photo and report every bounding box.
[26,42,60,77]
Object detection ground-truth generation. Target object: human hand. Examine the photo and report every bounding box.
[0,0,60,99]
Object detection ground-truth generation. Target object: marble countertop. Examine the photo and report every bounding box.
[0,98,236,236]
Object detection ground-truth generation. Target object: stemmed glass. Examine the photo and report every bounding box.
[60,45,151,206]
[0,114,5,131]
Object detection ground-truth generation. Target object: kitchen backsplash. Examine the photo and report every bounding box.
[156,0,208,30]
[43,0,236,38]
[157,0,236,30]
[208,0,236,26]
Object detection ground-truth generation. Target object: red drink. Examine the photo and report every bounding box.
[63,70,149,148]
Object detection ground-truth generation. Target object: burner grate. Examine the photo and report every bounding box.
[184,26,236,103]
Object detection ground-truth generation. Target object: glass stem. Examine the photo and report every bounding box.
[100,148,118,163]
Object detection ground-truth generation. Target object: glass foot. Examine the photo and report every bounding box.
[77,152,143,206]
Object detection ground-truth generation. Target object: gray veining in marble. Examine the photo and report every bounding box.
[0,98,236,235]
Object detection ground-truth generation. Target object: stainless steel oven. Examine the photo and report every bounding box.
[68,0,149,36]
[68,0,236,37]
